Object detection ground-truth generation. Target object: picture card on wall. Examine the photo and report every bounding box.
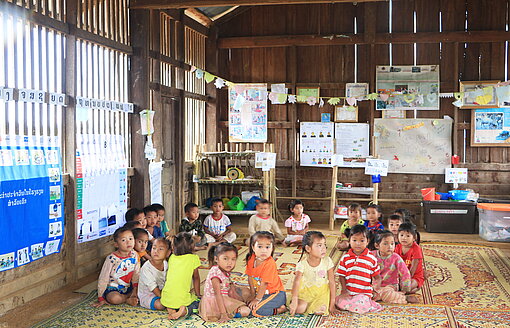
[445,168,468,184]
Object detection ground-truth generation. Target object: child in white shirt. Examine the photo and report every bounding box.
[203,198,237,246]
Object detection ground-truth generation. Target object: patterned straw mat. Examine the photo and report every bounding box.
[33,241,510,328]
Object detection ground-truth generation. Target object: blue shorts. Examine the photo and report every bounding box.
[103,285,133,299]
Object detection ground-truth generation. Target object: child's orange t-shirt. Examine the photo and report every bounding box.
[245,254,284,294]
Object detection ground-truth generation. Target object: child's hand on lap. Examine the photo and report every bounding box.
[248,298,260,310]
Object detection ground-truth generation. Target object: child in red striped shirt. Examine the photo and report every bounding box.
[335,224,383,314]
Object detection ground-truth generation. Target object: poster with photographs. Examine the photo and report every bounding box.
[471,108,510,146]
[376,65,440,110]
[76,134,128,243]
[228,84,268,143]
[0,135,63,272]
[300,122,334,167]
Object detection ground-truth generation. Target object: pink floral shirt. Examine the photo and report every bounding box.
[370,250,412,292]
[203,265,231,297]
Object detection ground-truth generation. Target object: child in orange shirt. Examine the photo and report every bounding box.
[245,231,287,317]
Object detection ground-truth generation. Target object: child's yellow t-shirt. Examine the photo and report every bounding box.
[160,253,201,309]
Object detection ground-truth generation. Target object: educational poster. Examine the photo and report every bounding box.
[335,123,370,158]
[376,65,440,110]
[228,83,268,143]
[76,134,128,243]
[300,122,334,167]
[445,168,468,184]
[472,108,510,146]
[374,119,452,174]
[0,135,63,272]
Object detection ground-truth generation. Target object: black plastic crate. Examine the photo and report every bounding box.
[421,201,477,234]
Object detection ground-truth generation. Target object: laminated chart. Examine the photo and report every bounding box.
[0,135,63,271]
[76,134,127,243]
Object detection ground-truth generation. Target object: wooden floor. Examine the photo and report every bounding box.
[2,217,510,327]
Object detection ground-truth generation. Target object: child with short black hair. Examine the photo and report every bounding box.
[283,199,310,247]
[336,203,364,251]
[145,205,163,239]
[179,202,207,250]
[335,225,383,314]
[365,204,384,231]
[203,198,237,245]
[395,222,424,294]
[94,226,140,307]
[123,220,143,230]
[247,199,284,243]
[138,237,171,310]
[161,232,201,319]
[126,208,144,223]
[152,203,170,236]
[386,214,404,244]
[133,228,151,262]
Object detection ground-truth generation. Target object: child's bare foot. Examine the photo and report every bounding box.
[168,306,186,319]
[276,305,287,314]
[126,296,138,306]
[406,295,419,303]
[194,245,207,251]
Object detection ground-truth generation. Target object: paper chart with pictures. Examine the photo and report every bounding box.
[376,65,440,110]
[472,108,510,145]
[300,122,334,167]
[0,135,63,272]
[228,84,268,143]
[76,134,128,243]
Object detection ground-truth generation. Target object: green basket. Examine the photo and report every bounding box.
[227,196,245,211]
[222,197,230,210]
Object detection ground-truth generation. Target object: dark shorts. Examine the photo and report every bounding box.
[103,285,133,299]
[171,300,200,317]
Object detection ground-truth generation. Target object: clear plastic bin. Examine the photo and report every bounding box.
[477,203,510,242]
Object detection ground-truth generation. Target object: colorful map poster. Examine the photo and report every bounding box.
[0,135,63,272]
[228,84,268,143]
[374,118,452,174]
[300,122,334,167]
[376,65,440,110]
[76,134,127,243]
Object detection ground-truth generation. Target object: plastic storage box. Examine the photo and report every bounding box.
[422,201,477,233]
[477,203,510,242]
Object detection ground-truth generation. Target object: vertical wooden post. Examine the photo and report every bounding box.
[263,143,270,200]
[63,0,78,284]
[329,165,338,231]
[193,144,200,205]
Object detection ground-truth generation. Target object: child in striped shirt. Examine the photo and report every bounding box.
[335,224,383,314]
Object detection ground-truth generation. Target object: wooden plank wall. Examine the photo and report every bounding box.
[215,0,510,224]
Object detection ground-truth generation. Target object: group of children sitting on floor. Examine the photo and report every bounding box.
[94,199,424,321]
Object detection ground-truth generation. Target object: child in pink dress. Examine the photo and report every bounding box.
[199,242,251,322]
[371,230,417,304]
[283,199,311,247]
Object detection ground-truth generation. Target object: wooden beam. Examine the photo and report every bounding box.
[219,121,295,128]
[185,8,213,27]
[130,0,385,9]
[149,82,211,101]
[218,31,510,48]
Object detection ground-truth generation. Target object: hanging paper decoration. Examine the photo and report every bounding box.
[214,78,226,89]
[454,92,464,100]
[195,69,204,79]
[296,95,307,103]
[190,65,197,73]
[288,95,297,103]
[327,98,340,105]
[367,93,378,100]
[204,72,215,83]
[452,99,463,107]
[318,98,325,107]
[268,92,278,104]
[380,93,390,102]
[403,94,416,103]
[346,97,357,106]
[306,97,317,106]
[277,93,288,104]
[416,94,424,105]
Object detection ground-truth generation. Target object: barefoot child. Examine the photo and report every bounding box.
[138,238,171,310]
[335,225,383,314]
[245,231,287,317]
[371,230,417,304]
[199,242,251,322]
[290,231,338,315]
[247,199,284,244]
[94,227,140,307]
[203,198,237,245]
[283,199,311,247]
[395,222,424,294]
[179,202,207,250]
[336,203,364,251]
[161,232,201,319]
